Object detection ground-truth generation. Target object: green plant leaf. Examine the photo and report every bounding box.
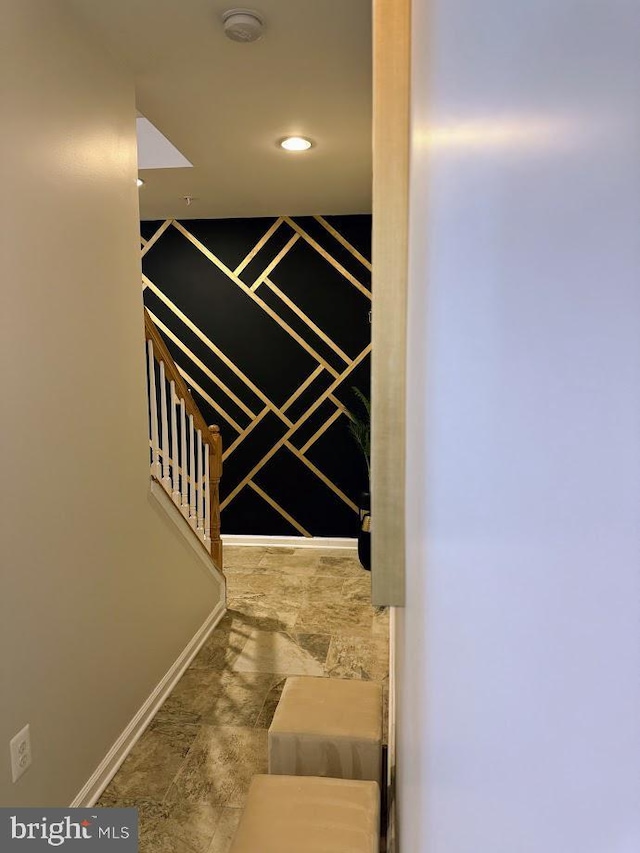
[345,386,371,481]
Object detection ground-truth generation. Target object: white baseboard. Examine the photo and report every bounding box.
[70,599,226,807]
[386,607,398,853]
[222,534,357,550]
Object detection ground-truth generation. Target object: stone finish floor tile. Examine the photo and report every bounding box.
[325,635,390,681]
[295,600,374,635]
[226,572,309,599]
[315,553,368,578]
[188,622,251,671]
[372,606,390,636]
[155,669,229,724]
[222,598,300,631]
[292,632,332,661]
[206,808,243,853]
[99,720,199,803]
[342,575,375,603]
[142,800,223,853]
[254,676,287,729]
[166,726,268,808]
[222,546,266,571]
[258,548,320,575]
[199,672,277,727]
[305,576,346,600]
[96,545,389,848]
[231,630,329,676]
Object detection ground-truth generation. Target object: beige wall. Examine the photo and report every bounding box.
[371,0,410,607]
[0,0,223,807]
[397,0,640,849]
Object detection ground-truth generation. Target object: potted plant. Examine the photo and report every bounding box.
[346,387,371,570]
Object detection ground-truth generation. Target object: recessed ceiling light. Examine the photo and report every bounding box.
[137,178,145,187]
[280,136,313,152]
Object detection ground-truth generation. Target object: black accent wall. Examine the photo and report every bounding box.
[141,215,371,538]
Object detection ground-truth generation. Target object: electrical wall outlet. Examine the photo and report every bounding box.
[10,724,31,783]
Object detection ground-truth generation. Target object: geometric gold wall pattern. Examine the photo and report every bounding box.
[141,214,372,537]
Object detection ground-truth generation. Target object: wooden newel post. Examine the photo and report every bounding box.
[208,425,223,570]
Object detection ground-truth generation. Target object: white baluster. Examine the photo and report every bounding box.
[196,429,205,541]
[147,341,161,479]
[159,362,171,492]
[180,399,189,518]
[204,442,211,552]
[189,414,197,530]
[170,381,180,506]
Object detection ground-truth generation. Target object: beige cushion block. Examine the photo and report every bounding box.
[269,677,383,784]
[229,774,379,853]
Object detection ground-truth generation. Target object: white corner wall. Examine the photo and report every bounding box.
[0,0,223,806]
[397,1,640,851]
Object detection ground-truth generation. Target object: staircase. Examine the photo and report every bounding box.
[144,309,223,570]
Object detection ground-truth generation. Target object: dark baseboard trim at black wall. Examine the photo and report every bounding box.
[141,214,372,537]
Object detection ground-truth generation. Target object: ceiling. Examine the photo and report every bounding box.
[67,0,372,220]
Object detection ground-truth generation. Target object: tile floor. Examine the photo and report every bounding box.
[98,545,390,852]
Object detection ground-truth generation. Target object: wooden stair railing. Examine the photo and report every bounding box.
[144,308,223,570]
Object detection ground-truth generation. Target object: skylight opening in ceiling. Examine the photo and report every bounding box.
[136,116,193,169]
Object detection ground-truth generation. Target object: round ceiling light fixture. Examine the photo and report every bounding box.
[280,136,313,152]
[137,178,145,187]
[222,8,264,42]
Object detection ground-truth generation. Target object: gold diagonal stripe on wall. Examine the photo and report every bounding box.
[289,344,371,438]
[220,344,371,512]
[283,217,372,300]
[178,368,243,433]
[314,215,373,272]
[142,216,372,532]
[251,234,299,291]
[173,222,341,378]
[228,409,358,512]
[234,217,284,275]
[248,481,312,538]
[172,222,341,379]
[141,219,172,257]
[143,275,294,428]
[285,442,359,513]
[299,407,344,454]
[281,365,324,413]
[329,393,348,413]
[220,436,285,510]
[264,277,351,365]
[148,309,257,420]
[223,407,270,461]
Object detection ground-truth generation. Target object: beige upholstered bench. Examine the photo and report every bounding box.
[229,774,379,853]
[268,676,383,785]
